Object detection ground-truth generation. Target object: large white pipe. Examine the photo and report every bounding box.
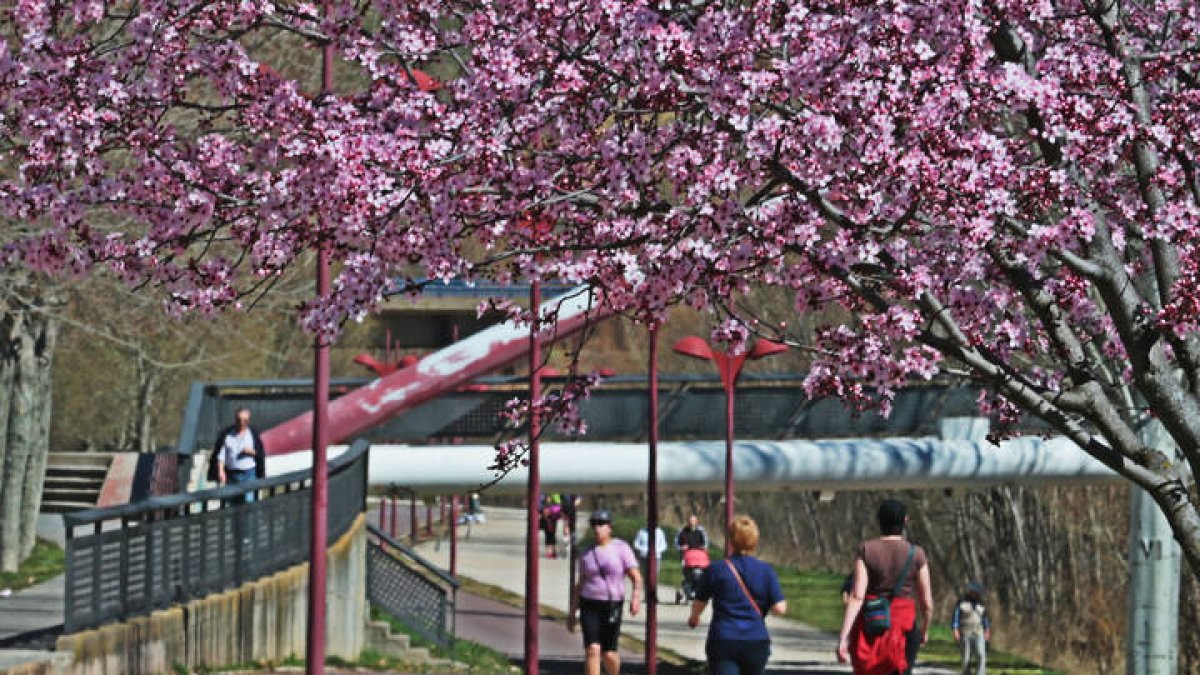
[269,435,1117,496]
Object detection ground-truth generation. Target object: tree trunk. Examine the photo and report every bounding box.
[0,287,60,572]
[0,313,17,571]
[131,355,158,453]
[797,494,825,560]
[19,307,58,558]
[953,497,984,582]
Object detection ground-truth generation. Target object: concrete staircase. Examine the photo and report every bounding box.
[39,453,113,514]
[364,620,465,671]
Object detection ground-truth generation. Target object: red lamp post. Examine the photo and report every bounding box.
[646,327,661,675]
[301,18,439,674]
[521,213,553,675]
[450,494,459,576]
[524,279,542,675]
[305,8,335,668]
[671,336,788,554]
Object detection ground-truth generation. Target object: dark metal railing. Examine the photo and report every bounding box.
[366,524,458,648]
[62,440,370,633]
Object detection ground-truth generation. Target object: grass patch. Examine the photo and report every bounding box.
[0,538,64,593]
[371,605,515,673]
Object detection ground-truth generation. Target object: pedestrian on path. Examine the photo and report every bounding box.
[540,494,564,558]
[953,581,990,675]
[677,514,711,603]
[836,499,934,675]
[568,510,642,675]
[687,515,787,675]
[634,523,668,600]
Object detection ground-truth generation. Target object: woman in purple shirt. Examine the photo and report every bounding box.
[568,510,642,675]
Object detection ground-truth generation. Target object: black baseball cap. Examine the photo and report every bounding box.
[589,510,612,524]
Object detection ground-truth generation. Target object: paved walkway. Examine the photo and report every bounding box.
[0,515,70,646]
[414,507,953,674]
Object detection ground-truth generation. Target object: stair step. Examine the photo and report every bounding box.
[45,466,109,477]
[403,646,432,664]
[41,488,102,503]
[47,453,114,468]
[44,476,106,489]
[40,500,98,513]
[364,618,457,666]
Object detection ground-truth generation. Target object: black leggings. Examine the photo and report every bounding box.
[540,516,557,545]
[579,598,623,652]
[902,624,921,675]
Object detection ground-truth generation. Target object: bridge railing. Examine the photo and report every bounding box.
[62,440,369,633]
[366,524,458,648]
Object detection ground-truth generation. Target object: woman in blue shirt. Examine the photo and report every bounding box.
[687,515,788,675]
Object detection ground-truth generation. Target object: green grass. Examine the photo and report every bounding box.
[0,538,64,593]
[370,605,516,673]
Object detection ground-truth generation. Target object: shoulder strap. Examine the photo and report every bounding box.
[724,559,765,618]
[890,544,916,599]
[589,547,614,602]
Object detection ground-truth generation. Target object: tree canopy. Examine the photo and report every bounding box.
[4,0,1200,571]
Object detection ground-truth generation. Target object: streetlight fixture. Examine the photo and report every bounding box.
[671,335,788,554]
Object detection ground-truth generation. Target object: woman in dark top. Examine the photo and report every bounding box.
[837,500,934,675]
[687,515,788,675]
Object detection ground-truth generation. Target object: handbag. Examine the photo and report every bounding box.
[862,544,915,637]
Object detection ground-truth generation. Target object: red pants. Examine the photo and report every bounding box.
[851,596,916,675]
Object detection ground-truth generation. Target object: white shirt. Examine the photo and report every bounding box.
[634,527,668,559]
[221,429,257,471]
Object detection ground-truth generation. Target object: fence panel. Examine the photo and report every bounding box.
[366,525,458,648]
[63,440,369,633]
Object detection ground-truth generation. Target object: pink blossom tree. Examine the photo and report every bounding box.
[5,0,1200,576]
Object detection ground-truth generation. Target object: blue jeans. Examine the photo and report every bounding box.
[229,468,257,503]
[228,469,256,548]
[705,639,770,675]
[961,633,986,675]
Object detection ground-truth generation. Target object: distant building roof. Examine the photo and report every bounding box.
[388,278,577,298]
[380,279,579,312]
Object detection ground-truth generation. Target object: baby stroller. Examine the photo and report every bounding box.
[675,547,711,604]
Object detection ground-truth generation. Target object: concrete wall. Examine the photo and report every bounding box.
[53,514,367,674]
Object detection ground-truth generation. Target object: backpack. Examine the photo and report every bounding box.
[957,600,986,637]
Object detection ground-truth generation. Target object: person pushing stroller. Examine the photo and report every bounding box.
[675,514,710,604]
